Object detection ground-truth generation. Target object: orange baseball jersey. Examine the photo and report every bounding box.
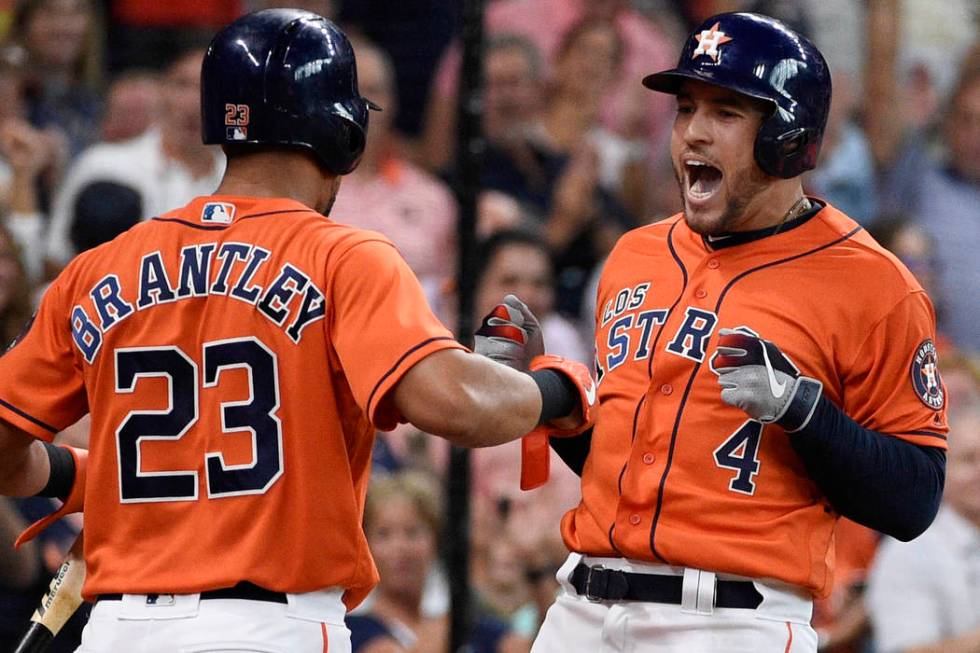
[0,195,465,608]
[563,201,948,598]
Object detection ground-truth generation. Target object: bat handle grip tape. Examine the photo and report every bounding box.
[13,622,55,653]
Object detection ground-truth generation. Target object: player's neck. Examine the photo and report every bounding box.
[215,150,336,212]
[733,178,807,232]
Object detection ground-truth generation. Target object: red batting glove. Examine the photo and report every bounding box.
[16,446,88,547]
[521,355,596,490]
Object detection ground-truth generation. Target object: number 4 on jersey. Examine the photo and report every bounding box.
[713,420,763,495]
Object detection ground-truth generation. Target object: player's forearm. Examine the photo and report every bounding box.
[0,421,51,496]
[430,361,543,448]
[395,350,542,447]
[788,396,944,541]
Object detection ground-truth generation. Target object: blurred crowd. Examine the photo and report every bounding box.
[0,0,977,652]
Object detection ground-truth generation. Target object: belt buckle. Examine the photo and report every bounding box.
[584,565,605,602]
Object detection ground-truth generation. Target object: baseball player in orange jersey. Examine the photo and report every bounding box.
[0,10,595,652]
[477,13,948,653]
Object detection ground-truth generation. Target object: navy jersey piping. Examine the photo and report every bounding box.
[366,336,457,421]
[150,209,312,230]
[647,224,862,560]
[607,221,688,555]
[0,396,59,433]
[904,430,948,441]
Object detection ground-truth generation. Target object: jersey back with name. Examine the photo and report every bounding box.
[0,196,463,608]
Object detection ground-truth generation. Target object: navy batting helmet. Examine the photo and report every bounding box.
[201,9,380,175]
[643,12,831,179]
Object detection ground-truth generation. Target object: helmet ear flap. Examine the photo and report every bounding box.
[313,113,368,175]
[755,120,819,179]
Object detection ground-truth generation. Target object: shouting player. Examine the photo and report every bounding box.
[0,9,593,652]
[478,13,948,653]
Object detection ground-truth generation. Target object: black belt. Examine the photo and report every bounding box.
[570,563,762,608]
[96,581,287,604]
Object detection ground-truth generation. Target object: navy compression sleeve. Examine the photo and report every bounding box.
[789,396,945,541]
[550,428,592,476]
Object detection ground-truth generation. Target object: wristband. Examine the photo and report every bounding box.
[529,369,578,424]
[38,443,76,500]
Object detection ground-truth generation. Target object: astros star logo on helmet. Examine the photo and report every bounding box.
[692,22,732,62]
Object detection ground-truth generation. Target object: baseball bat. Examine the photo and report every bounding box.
[13,532,85,653]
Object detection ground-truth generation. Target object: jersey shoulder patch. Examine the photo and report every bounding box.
[910,339,944,410]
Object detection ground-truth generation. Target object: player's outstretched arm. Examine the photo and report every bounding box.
[393,348,544,448]
[392,340,594,449]
[0,421,50,497]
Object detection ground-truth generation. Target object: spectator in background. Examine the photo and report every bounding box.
[99,70,159,142]
[331,38,457,309]
[867,217,945,327]
[458,34,633,316]
[533,18,651,221]
[10,0,102,160]
[422,0,675,173]
[0,222,33,345]
[0,115,56,281]
[350,471,530,653]
[473,230,588,364]
[865,0,978,355]
[808,69,877,224]
[337,0,456,151]
[44,45,224,273]
[866,391,980,653]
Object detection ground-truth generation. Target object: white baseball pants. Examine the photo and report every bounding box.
[75,588,350,653]
[532,553,818,653]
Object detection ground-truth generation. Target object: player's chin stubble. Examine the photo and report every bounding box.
[673,163,768,236]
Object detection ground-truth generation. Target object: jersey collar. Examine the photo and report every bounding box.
[700,199,824,251]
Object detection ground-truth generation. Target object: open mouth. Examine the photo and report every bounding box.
[685,160,723,201]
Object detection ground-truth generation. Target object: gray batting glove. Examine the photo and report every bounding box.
[473,294,544,371]
[713,328,823,432]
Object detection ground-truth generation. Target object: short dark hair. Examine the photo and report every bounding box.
[475,229,555,289]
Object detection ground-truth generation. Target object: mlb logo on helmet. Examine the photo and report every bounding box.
[227,126,248,140]
[201,202,235,224]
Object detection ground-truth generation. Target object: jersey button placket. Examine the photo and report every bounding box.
[661,384,672,395]
[695,288,708,299]
[707,258,720,269]
[642,452,655,464]
[629,514,642,526]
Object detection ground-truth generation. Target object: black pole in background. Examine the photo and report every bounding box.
[447,0,485,651]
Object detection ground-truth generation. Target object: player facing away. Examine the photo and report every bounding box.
[0,10,595,653]
[476,12,949,653]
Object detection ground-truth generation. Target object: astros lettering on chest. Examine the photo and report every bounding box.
[69,243,326,363]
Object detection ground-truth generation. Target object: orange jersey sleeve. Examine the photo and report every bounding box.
[325,237,464,431]
[562,202,947,598]
[838,289,948,445]
[0,277,88,439]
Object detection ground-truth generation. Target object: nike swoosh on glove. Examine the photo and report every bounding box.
[474,294,544,371]
[714,329,823,432]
